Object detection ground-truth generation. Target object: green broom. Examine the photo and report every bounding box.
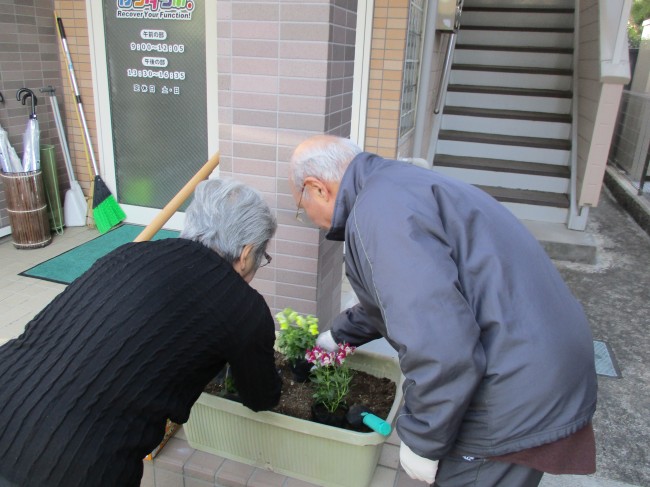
[56,15,125,234]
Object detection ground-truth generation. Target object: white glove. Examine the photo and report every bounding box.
[400,442,439,484]
[315,330,338,352]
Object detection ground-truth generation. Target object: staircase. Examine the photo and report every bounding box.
[432,0,576,224]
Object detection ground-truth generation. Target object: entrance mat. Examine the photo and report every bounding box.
[20,224,179,285]
[593,340,622,378]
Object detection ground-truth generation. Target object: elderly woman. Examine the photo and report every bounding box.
[0,178,282,487]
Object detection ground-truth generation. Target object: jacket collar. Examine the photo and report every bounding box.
[326,152,390,241]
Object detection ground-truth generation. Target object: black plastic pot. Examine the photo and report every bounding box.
[311,403,349,428]
[289,358,312,383]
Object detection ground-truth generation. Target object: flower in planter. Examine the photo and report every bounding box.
[275,308,319,369]
[305,343,356,414]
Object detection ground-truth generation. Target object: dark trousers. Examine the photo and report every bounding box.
[0,474,17,487]
[433,454,544,487]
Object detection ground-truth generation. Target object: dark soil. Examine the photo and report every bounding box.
[204,352,397,433]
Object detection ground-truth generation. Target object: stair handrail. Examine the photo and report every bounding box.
[426,0,464,165]
[434,0,464,115]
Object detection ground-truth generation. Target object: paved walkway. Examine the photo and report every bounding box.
[543,181,650,487]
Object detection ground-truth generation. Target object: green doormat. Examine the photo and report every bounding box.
[20,224,180,285]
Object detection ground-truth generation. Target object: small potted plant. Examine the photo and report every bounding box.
[275,308,319,382]
[305,343,356,427]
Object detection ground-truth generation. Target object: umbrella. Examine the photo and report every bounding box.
[16,88,40,172]
[0,125,23,173]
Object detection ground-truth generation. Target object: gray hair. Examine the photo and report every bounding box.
[181,178,277,267]
[289,135,362,195]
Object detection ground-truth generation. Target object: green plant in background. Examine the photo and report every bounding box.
[306,344,356,413]
[628,0,650,48]
[275,308,319,366]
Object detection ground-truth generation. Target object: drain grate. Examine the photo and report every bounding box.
[593,340,622,378]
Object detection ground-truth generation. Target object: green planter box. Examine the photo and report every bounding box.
[185,350,404,487]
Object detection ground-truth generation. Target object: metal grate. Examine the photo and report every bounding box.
[399,0,425,139]
[607,90,650,195]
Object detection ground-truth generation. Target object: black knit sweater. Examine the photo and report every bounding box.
[0,239,281,487]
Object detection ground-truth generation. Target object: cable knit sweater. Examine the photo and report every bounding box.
[0,238,281,487]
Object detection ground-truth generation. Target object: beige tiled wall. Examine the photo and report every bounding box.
[211,0,358,325]
[0,0,69,231]
[363,0,409,159]
[53,1,94,201]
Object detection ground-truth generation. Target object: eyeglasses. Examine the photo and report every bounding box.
[295,185,306,223]
[260,252,272,268]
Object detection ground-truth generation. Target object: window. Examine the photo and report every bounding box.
[399,0,425,138]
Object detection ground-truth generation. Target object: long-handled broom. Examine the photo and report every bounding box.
[55,15,126,234]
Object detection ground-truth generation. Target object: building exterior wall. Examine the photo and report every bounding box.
[43,1,355,325]
[215,0,356,324]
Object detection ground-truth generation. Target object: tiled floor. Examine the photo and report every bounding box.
[0,227,424,487]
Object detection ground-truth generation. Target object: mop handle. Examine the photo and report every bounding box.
[56,16,100,177]
[133,152,221,242]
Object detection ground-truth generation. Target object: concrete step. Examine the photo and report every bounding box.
[461,8,574,29]
[458,29,573,49]
[450,65,572,91]
[446,85,572,113]
[479,184,569,208]
[463,0,575,9]
[434,154,570,177]
[439,130,571,151]
[454,46,573,69]
[436,138,570,165]
[433,155,569,193]
[434,166,569,193]
[442,107,571,139]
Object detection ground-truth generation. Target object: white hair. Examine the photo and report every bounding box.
[180,178,277,267]
[289,136,362,195]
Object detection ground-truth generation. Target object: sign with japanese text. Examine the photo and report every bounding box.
[103,0,207,210]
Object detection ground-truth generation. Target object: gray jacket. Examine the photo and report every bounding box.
[327,152,597,460]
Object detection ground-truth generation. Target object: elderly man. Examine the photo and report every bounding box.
[289,135,597,487]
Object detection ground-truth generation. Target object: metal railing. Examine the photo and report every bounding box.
[433,0,464,115]
[607,90,650,195]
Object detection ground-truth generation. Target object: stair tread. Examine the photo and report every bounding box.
[461,25,573,33]
[435,154,570,178]
[463,6,574,13]
[478,185,570,208]
[456,44,573,54]
[439,130,571,150]
[443,106,572,123]
[447,84,572,98]
[452,64,572,76]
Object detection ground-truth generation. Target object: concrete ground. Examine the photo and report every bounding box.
[545,177,650,487]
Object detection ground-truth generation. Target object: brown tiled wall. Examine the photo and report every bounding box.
[0,0,69,231]
[364,0,409,159]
